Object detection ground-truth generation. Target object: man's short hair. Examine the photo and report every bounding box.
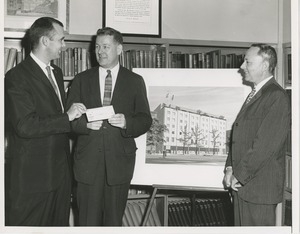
[251,43,277,75]
[29,17,64,51]
[96,27,123,45]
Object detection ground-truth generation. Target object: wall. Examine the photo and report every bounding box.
[69,0,103,35]
[162,0,278,43]
[282,0,291,43]
[68,0,280,43]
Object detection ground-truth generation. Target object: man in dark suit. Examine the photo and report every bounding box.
[66,27,152,226]
[223,44,290,226]
[5,17,86,226]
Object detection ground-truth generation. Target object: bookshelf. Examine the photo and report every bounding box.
[4,33,251,75]
[282,43,292,226]
[123,193,168,226]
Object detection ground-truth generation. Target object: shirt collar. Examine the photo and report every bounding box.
[254,76,273,92]
[30,52,52,70]
[99,63,120,77]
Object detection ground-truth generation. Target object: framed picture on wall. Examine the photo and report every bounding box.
[4,0,70,32]
[103,0,161,37]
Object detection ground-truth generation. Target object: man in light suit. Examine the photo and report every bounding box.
[66,27,152,226]
[223,44,290,226]
[5,17,86,226]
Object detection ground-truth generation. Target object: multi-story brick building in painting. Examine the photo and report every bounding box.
[151,103,227,156]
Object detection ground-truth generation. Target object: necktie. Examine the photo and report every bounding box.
[46,66,63,110]
[103,70,112,106]
[46,66,60,98]
[245,87,256,104]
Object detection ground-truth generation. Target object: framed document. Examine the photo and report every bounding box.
[4,0,70,32]
[103,0,161,37]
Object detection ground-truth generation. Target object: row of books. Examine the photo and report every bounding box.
[119,45,167,70]
[122,199,161,226]
[4,47,25,74]
[168,50,244,69]
[3,46,93,77]
[168,198,229,226]
[52,47,93,77]
[4,45,244,76]
[119,46,245,70]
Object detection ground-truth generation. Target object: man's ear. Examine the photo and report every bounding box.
[262,60,270,73]
[41,36,49,47]
[117,44,123,55]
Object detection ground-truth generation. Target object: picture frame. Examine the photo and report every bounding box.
[4,0,70,33]
[103,0,161,37]
[131,68,251,189]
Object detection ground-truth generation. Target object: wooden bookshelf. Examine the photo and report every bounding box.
[4,33,253,76]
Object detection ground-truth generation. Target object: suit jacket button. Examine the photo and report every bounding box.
[235,123,238,126]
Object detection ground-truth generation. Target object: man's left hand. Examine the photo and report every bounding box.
[108,113,126,129]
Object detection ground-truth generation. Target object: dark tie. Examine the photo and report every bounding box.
[103,70,112,106]
[245,87,256,104]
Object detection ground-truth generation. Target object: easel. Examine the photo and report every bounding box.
[141,184,225,226]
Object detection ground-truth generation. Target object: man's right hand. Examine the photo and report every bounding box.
[87,120,103,130]
[67,103,86,121]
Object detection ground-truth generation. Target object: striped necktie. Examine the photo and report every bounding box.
[103,70,112,106]
[245,87,256,104]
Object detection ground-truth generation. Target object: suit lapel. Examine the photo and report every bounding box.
[110,66,125,105]
[236,78,276,119]
[23,57,63,110]
[89,67,102,107]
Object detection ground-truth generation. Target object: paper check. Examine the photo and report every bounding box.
[86,106,115,122]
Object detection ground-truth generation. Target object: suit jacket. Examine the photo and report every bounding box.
[225,78,290,204]
[5,56,71,193]
[66,66,152,185]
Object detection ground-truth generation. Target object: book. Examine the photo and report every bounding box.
[127,202,140,226]
[4,47,10,71]
[82,48,87,71]
[5,48,18,73]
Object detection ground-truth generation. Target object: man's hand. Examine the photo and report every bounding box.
[223,167,233,188]
[67,103,86,121]
[87,120,103,130]
[108,113,126,129]
[230,175,242,191]
[223,167,242,191]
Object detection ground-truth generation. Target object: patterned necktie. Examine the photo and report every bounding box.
[245,87,256,104]
[46,66,63,110]
[103,70,112,106]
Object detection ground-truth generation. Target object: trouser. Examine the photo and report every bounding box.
[7,173,71,226]
[233,192,277,226]
[76,164,130,226]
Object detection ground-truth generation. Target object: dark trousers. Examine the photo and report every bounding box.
[233,192,277,226]
[76,161,130,226]
[7,173,71,226]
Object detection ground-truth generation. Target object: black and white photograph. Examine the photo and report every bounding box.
[1,0,299,233]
